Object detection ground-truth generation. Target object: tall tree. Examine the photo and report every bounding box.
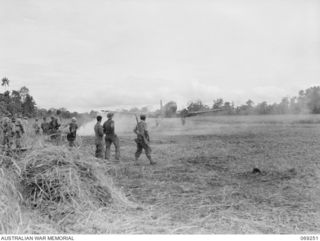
[1,77,9,87]
[22,94,36,117]
[1,77,9,91]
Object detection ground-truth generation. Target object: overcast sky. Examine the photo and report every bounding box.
[0,0,319,112]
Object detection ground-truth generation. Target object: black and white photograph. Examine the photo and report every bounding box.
[0,0,319,237]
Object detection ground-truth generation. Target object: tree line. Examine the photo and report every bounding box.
[2,76,320,118]
[0,77,89,121]
[0,77,37,117]
[183,86,320,115]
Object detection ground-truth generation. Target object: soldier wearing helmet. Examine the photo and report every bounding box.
[41,117,50,135]
[48,116,61,141]
[2,117,15,154]
[67,117,78,147]
[133,114,156,165]
[94,115,104,158]
[33,118,41,135]
[14,118,25,150]
[102,112,120,161]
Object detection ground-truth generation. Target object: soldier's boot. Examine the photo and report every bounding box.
[134,153,139,162]
[134,144,143,162]
[115,148,120,161]
[147,154,156,165]
[114,137,120,161]
[105,147,111,160]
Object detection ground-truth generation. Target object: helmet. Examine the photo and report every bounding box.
[107,112,114,118]
[71,117,77,122]
[140,114,146,120]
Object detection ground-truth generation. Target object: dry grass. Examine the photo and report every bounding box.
[17,145,140,232]
[1,114,320,234]
[83,115,320,234]
[0,138,139,233]
[0,167,22,233]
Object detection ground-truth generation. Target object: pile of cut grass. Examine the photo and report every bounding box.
[17,145,137,232]
[0,167,22,233]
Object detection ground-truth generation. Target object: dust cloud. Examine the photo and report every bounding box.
[77,113,227,137]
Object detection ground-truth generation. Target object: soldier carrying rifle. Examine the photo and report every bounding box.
[94,115,104,158]
[134,114,156,165]
[103,112,120,161]
[2,116,15,154]
[14,118,24,150]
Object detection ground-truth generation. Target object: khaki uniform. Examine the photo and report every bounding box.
[41,121,50,135]
[67,122,78,147]
[134,121,153,163]
[2,119,15,153]
[94,122,104,158]
[48,118,61,141]
[103,119,120,160]
[33,121,41,135]
[15,121,24,149]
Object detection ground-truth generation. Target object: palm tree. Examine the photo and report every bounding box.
[1,77,9,86]
[1,77,9,91]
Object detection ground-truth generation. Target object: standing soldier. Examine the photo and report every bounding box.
[2,117,15,154]
[103,113,120,161]
[48,116,55,134]
[181,116,186,125]
[33,118,41,135]
[94,115,104,158]
[48,116,61,141]
[134,114,156,165]
[14,118,25,150]
[41,117,49,135]
[67,117,78,147]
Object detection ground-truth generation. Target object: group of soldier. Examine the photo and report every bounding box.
[0,114,79,154]
[1,111,154,165]
[94,113,156,165]
[33,116,78,147]
[0,115,25,153]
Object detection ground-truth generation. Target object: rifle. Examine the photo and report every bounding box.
[134,114,149,145]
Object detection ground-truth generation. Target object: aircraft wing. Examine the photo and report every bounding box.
[184,108,224,117]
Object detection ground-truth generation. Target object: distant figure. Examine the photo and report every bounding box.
[33,118,41,135]
[181,116,186,125]
[67,117,78,147]
[14,118,25,150]
[41,117,50,135]
[134,114,156,165]
[103,113,120,161]
[155,118,160,128]
[94,115,104,158]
